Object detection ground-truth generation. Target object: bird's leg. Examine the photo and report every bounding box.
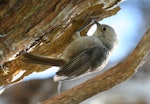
[72,31,81,40]
[57,81,62,94]
[73,18,94,40]
[77,17,94,32]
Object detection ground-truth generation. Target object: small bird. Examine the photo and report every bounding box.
[23,20,118,82]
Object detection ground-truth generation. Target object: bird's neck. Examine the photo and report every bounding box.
[103,40,114,51]
[96,35,115,51]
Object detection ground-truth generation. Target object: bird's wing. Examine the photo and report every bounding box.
[56,46,108,78]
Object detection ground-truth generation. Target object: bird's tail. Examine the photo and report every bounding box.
[23,53,65,67]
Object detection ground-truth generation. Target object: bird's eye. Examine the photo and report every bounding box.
[102,27,106,31]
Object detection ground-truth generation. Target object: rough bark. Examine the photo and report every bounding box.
[1,0,150,103]
[41,28,150,104]
[0,0,121,85]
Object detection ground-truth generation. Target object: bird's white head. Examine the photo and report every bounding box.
[93,21,118,51]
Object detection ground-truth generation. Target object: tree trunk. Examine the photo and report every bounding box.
[0,0,121,85]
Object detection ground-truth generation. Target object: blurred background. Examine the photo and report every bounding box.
[0,0,150,104]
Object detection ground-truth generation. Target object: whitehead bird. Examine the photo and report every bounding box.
[23,20,118,82]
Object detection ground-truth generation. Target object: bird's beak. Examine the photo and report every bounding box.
[94,20,101,27]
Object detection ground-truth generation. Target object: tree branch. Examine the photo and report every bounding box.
[41,29,150,104]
